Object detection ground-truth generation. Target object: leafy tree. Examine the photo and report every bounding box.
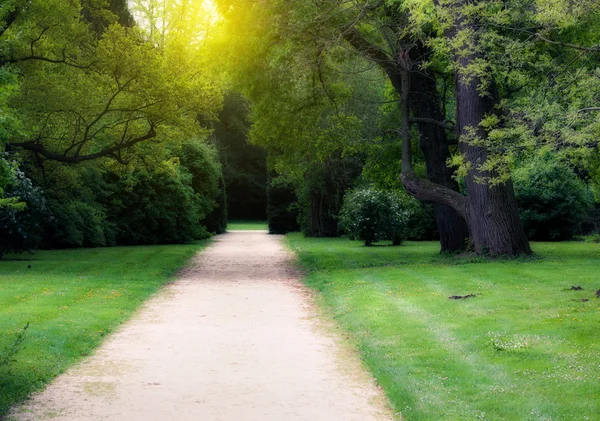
[218,0,600,255]
[216,0,470,252]
[1,0,221,164]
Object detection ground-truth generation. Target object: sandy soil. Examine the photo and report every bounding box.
[8,231,396,421]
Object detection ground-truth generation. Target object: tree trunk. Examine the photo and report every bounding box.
[448,1,531,256]
[342,29,469,253]
[455,70,532,255]
[398,51,531,255]
[409,59,470,253]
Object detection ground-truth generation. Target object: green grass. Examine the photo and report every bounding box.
[227,220,268,230]
[0,242,207,417]
[286,234,600,421]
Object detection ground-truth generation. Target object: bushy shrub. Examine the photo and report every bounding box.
[0,167,46,259]
[180,141,226,234]
[44,199,111,248]
[104,163,211,245]
[513,153,595,241]
[203,174,227,235]
[36,140,224,248]
[339,188,411,246]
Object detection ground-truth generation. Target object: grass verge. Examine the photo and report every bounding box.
[0,242,207,417]
[286,234,600,421]
[227,220,268,230]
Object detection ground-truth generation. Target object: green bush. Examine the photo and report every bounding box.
[339,188,411,246]
[105,163,211,245]
[45,199,110,248]
[513,153,595,241]
[180,141,226,234]
[0,168,46,259]
[36,140,224,248]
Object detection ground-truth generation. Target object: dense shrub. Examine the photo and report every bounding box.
[45,199,111,248]
[180,141,226,234]
[33,140,224,249]
[104,163,211,245]
[339,188,411,246]
[267,175,299,234]
[0,167,46,259]
[203,174,227,234]
[513,154,595,241]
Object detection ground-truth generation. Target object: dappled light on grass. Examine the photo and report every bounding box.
[287,234,600,420]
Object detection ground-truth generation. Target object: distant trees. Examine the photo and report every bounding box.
[211,93,267,221]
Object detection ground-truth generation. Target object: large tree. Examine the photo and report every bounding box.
[0,0,222,165]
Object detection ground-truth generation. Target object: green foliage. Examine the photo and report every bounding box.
[0,167,46,259]
[26,140,224,249]
[44,199,111,248]
[339,187,411,246]
[513,152,595,241]
[103,163,210,245]
[203,174,228,235]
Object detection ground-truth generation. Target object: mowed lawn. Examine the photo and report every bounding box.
[287,234,600,421]
[227,220,268,230]
[0,243,207,417]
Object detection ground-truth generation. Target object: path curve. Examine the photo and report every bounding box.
[9,231,395,421]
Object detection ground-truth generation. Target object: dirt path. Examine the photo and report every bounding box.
[9,231,395,421]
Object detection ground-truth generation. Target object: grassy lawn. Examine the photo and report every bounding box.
[227,220,268,230]
[0,242,207,417]
[286,234,600,421]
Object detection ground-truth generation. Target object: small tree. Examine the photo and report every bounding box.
[339,188,410,246]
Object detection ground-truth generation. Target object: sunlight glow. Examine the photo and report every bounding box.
[129,0,221,47]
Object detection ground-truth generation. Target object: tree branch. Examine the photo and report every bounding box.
[409,117,455,129]
[534,33,600,53]
[401,172,469,220]
[12,123,157,164]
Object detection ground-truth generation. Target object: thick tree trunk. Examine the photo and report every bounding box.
[455,71,532,255]
[392,63,470,253]
[410,65,470,252]
[343,29,469,253]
